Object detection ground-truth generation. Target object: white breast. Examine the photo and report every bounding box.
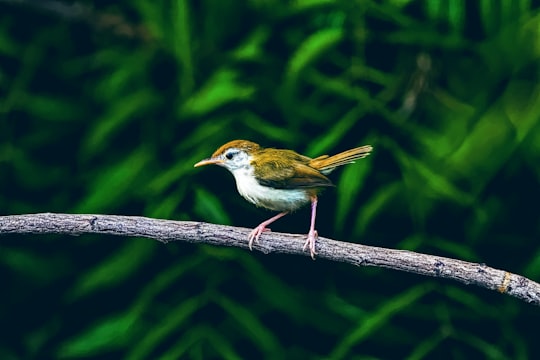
[230,167,310,212]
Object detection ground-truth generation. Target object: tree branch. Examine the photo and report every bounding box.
[1,213,538,306]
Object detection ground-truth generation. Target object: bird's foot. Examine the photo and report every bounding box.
[303,229,318,260]
[248,225,271,250]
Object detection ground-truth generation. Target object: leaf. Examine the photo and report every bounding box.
[90,50,151,97]
[304,107,367,156]
[445,105,516,193]
[57,313,138,358]
[146,120,232,195]
[242,112,297,142]
[284,27,344,91]
[132,256,206,311]
[448,0,466,33]
[442,287,509,317]
[75,148,151,213]
[289,0,337,12]
[180,68,255,117]
[231,27,270,61]
[335,156,372,231]
[82,90,157,157]
[21,93,81,122]
[193,187,231,224]
[145,185,188,218]
[126,297,203,360]
[523,248,540,279]
[424,237,481,262]
[0,22,19,56]
[455,330,508,358]
[398,151,474,206]
[238,255,306,319]
[0,247,70,283]
[406,331,447,360]
[215,295,282,355]
[329,284,433,359]
[425,0,465,33]
[171,0,194,94]
[353,182,402,236]
[67,240,156,300]
[157,326,242,360]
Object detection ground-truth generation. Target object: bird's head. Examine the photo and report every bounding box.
[194,140,260,172]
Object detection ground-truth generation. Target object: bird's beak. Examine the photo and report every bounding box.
[194,158,224,167]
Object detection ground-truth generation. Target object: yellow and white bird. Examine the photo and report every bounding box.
[194,140,372,259]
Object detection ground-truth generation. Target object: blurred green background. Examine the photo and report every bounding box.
[1,0,540,358]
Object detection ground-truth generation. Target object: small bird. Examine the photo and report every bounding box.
[194,140,372,259]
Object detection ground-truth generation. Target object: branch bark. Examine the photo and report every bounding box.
[1,213,539,306]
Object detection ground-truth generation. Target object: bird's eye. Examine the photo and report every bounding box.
[225,151,236,160]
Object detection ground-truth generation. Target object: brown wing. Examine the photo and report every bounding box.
[252,149,334,189]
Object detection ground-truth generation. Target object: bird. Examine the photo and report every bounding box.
[194,140,372,259]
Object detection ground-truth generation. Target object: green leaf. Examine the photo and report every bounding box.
[216,295,282,355]
[0,247,70,283]
[193,187,231,224]
[335,156,372,231]
[239,255,306,319]
[353,182,402,236]
[126,297,203,360]
[423,237,480,262]
[22,93,80,122]
[329,284,433,359]
[406,331,447,360]
[448,0,466,33]
[523,247,540,279]
[57,313,139,358]
[242,112,297,142]
[82,90,157,156]
[145,185,188,218]
[131,256,206,313]
[284,27,344,90]
[399,152,474,205]
[75,148,151,213]
[304,107,367,156]
[480,0,499,35]
[172,0,194,94]
[443,286,501,314]
[67,240,156,300]
[289,0,337,12]
[446,105,516,193]
[455,330,508,358]
[180,68,255,117]
[231,27,270,61]
[0,22,19,56]
[157,326,243,360]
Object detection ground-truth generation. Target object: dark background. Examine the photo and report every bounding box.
[1,1,540,359]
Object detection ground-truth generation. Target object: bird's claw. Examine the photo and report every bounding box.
[303,230,318,260]
[248,226,271,250]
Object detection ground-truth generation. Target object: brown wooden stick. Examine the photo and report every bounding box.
[1,213,538,306]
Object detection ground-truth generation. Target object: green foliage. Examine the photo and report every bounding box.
[58,312,139,358]
[1,0,540,359]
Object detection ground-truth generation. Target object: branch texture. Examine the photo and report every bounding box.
[1,213,539,306]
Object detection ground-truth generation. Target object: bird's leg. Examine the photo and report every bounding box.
[248,211,289,250]
[303,196,318,259]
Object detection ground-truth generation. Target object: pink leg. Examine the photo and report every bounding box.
[303,196,318,259]
[248,211,288,250]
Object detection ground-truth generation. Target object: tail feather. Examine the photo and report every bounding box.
[309,145,372,173]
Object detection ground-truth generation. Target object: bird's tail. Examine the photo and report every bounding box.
[309,145,372,174]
